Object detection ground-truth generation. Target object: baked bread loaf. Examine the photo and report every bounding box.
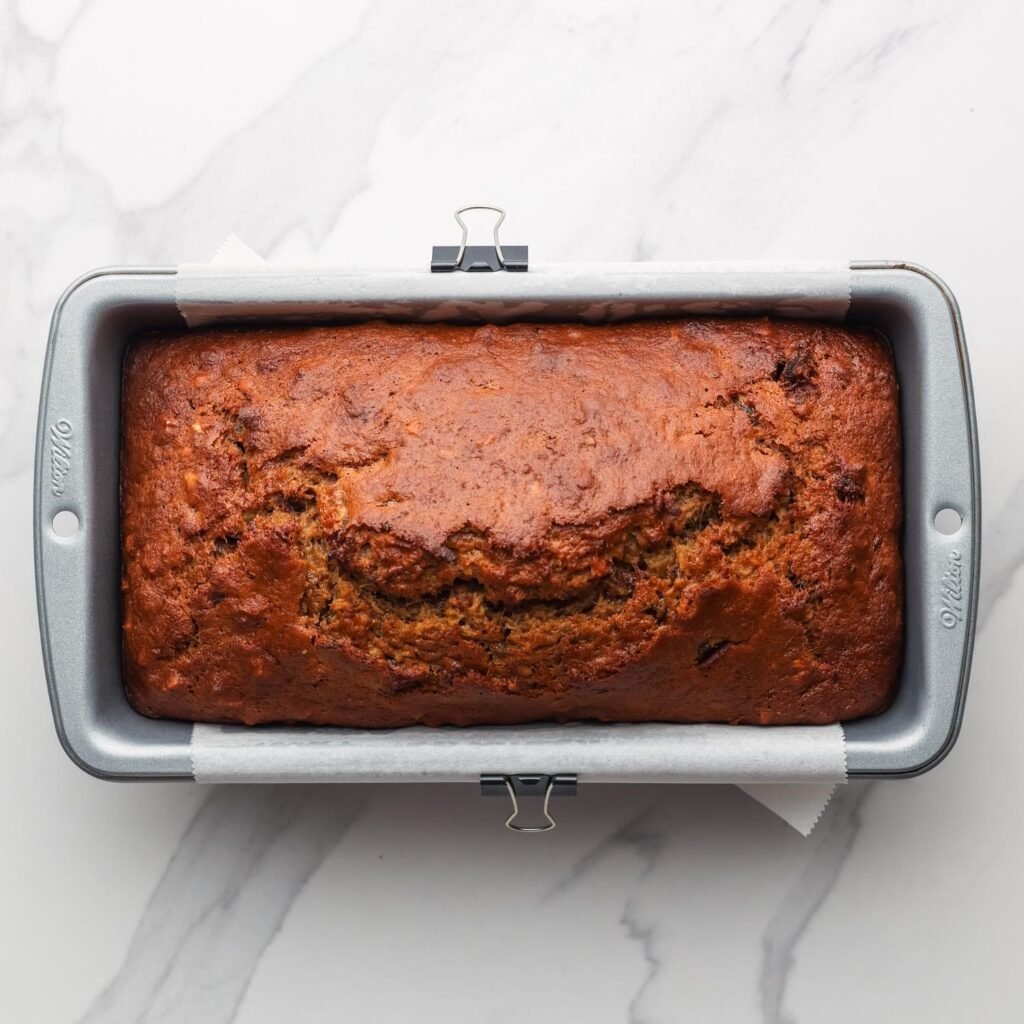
[121,318,902,727]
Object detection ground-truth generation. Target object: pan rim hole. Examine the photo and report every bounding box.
[52,510,79,538]
[934,507,962,536]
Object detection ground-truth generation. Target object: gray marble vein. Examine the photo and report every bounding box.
[834,22,936,83]
[540,805,658,903]
[541,787,867,1024]
[618,821,669,1024]
[758,783,870,1024]
[537,804,667,1022]
[540,804,673,1024]
[777,0,827,90]
[78,786,364,1024]
[623,906,660,1024]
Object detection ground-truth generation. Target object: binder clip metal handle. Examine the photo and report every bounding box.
[480,774,577,833]
[431,205,528,273]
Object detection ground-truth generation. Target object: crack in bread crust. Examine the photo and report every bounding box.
[158,456,794,693]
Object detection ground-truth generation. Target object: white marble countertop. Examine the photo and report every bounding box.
[2,1,1022,1020]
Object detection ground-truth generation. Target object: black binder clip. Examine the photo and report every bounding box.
[431,205,528,273]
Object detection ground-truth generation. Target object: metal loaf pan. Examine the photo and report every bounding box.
[34,263,980,780]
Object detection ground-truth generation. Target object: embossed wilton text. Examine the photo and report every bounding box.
[50,419,72,496]
[939,549,963,629]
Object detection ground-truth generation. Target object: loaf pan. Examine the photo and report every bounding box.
[34,263,980,780]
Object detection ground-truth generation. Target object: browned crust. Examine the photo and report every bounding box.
[121,318,902,727]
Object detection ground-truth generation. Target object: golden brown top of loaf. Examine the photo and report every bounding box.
[137,321,794,546]
[121,318,902,728]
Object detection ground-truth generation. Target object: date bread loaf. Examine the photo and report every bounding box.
[121,318,902,727]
